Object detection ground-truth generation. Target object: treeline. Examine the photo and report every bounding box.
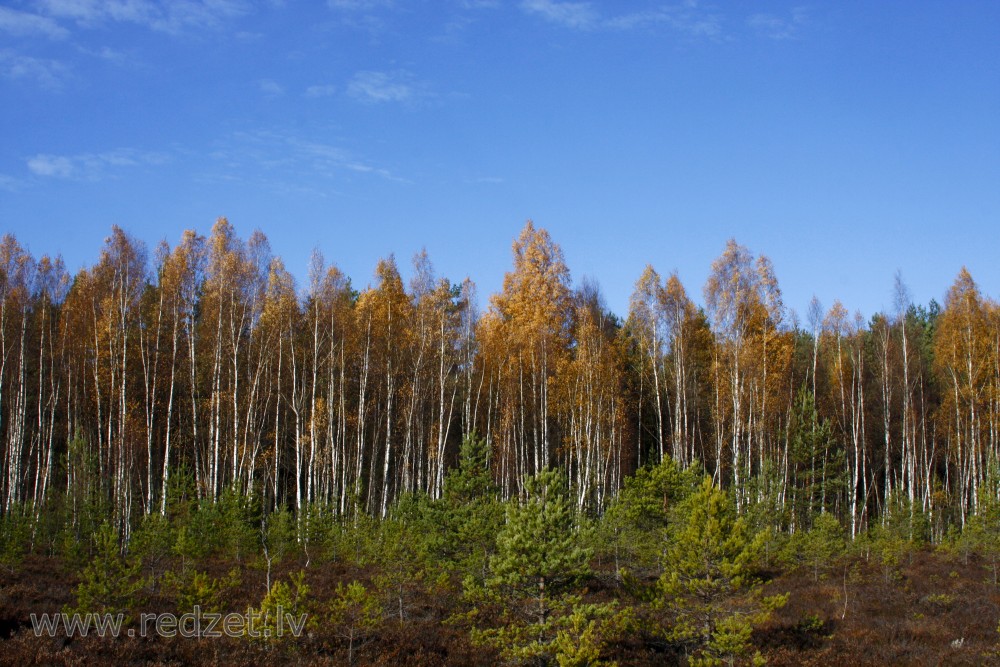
[0,218,997,539]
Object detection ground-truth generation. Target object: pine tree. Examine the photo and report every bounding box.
[963,484,1000,585]
[658,478,785,666]
[489,468,590,601]
[327,581,381,665]
[252,569,313,643]
[372,495,441,627]
[784,511,845,582]
[427,432,504,580]
[468,467,623,666]
[599,455,700,577]
[787,387,844,531]
[69,522,146,621]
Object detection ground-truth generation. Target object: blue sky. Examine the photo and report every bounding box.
[1,1,998,322]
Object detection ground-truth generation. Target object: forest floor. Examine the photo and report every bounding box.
[1,549,999,665]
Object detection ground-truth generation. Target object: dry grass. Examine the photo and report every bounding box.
[2,549,999,665]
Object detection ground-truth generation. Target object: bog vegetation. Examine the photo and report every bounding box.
[0,219,999,664]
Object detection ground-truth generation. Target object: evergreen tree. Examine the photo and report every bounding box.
[862,492,930,583]
[427,433,504,580]
[160,566,240,615]
[489,468,591,600]
[784,511,845,582]
[469,468,625,666]
[373,494,442,626]
[598,456,700,578]
[963,485,1000,585]
[0,504,32,570]
[788,387,844,531]
[327,581,381,665]
[69,523,146,621]
[658,478,786,666]
[252,569,313,644]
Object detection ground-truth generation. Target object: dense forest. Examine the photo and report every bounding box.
[1,219,1000,665]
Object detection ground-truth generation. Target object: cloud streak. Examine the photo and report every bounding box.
[520,0,597,30]
[207,130,407,187]
[80,45,134,65]
[305,84,337,98]
[0,51,70,89]
[27,148,168,180]
[347,70,424,105]
[327,0,393,10]
[0,6,69,39]
[0,174,23,192]
[747,8,807,40]
[36,0,248,35]
[258,78,285,97]
[519,0,722,38]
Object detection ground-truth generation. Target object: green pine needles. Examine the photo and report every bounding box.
[467,467,629,666]
[658,478,787,667]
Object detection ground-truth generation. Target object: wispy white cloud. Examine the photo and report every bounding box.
[431,1,502,43]
[36,0,248,35]
[290,136,407,182]
[520,0,722,39]
[603,10,665,31]
[457,0,500,8]
[27,155,74,178]
[0,51,70,89]
[654,3,723,39]
[327,0,393,9]
[27,148,168,180]
[0,174,24,192]
[80,45,134,66]
[207,129,407,187]
[258,78,284,97]
[347,70,423,104]
[305,83,337,98]
[520,0,598,30]
[0,6,69,39]
[324,0,400,36]
[747,7,807,40]
[36,0,145,25]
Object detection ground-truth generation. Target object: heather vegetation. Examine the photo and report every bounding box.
[1,220,1000,664]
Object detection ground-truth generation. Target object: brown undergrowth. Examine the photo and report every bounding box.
[2,549,999,665]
